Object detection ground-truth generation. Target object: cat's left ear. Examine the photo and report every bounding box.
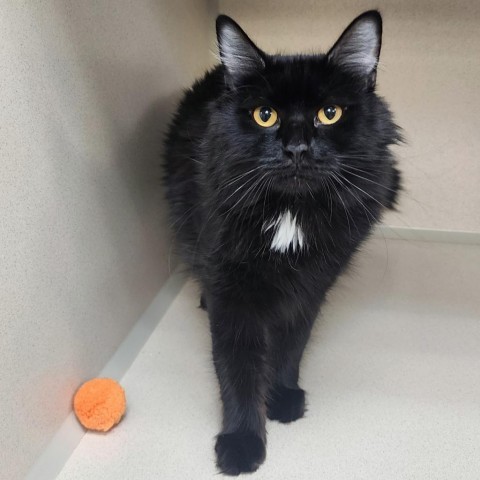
[216,15,265,86]
[327,11,382,90]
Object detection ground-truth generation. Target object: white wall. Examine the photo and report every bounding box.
[219,0,480,232]
[0,1,216,478]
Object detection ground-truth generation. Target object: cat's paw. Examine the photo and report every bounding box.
[267,387,305,423]
[215,431,266,476]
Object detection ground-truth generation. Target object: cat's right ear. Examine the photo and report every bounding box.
[216,15,265,86]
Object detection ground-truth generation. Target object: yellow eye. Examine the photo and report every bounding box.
[253,106,278,128]
[317,105,343,125]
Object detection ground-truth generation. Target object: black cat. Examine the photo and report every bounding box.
[164,10,401,475]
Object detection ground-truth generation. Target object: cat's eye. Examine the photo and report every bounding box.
[317,105,343,125]
[252,106,278,128]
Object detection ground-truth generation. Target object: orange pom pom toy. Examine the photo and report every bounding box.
[73,378,126,432]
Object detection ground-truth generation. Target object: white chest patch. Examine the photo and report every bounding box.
[263,210,305,253]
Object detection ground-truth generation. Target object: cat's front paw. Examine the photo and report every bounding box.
[215,431,266,476]
[267,387,305,423]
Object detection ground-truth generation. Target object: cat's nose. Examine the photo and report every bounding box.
[284,141,308,156]
[282,121,311,160]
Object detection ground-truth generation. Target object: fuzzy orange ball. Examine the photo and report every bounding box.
[73,378,126,432]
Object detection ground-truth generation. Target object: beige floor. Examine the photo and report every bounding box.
[56,236,480,479]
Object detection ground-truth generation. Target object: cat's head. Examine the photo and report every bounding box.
[208,11,399,204]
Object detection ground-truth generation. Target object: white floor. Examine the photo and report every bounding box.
[56,236,480,479]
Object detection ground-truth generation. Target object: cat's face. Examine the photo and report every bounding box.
[208,13,399,204]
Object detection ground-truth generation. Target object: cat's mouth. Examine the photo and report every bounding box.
[268,166,336,195]
[275,163,337,177]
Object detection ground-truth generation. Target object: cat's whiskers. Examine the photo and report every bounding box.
[241,176,274,258]
[188,156,204,165]
[262,176,274,220]
[328,173,354,235]
[334,173,377,227]
[337,171,389,212]
[187,172,265,265]
[305,181,315,202]
[217,165,264,193]
[330,174,354,227]
[194,170,268,260]
[333,171,393,262]
[218,169,265,208]
[341,172,416,231]
[340,165,399,193]
[244,172,271,225]
[340,163,429,213]
[319,177,333,226]
[336,152,394,159]
[222,172,270,224]
[234,173,267,235]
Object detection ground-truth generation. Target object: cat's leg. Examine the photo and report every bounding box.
[208,295,269,475]
[266,312,316,423]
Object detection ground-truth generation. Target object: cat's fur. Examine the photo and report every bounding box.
[164,11,401,476]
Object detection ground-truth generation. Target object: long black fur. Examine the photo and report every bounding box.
[164,11,401,476]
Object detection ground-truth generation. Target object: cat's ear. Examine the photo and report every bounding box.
[216,15,265,85]
[327,11,382,90]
